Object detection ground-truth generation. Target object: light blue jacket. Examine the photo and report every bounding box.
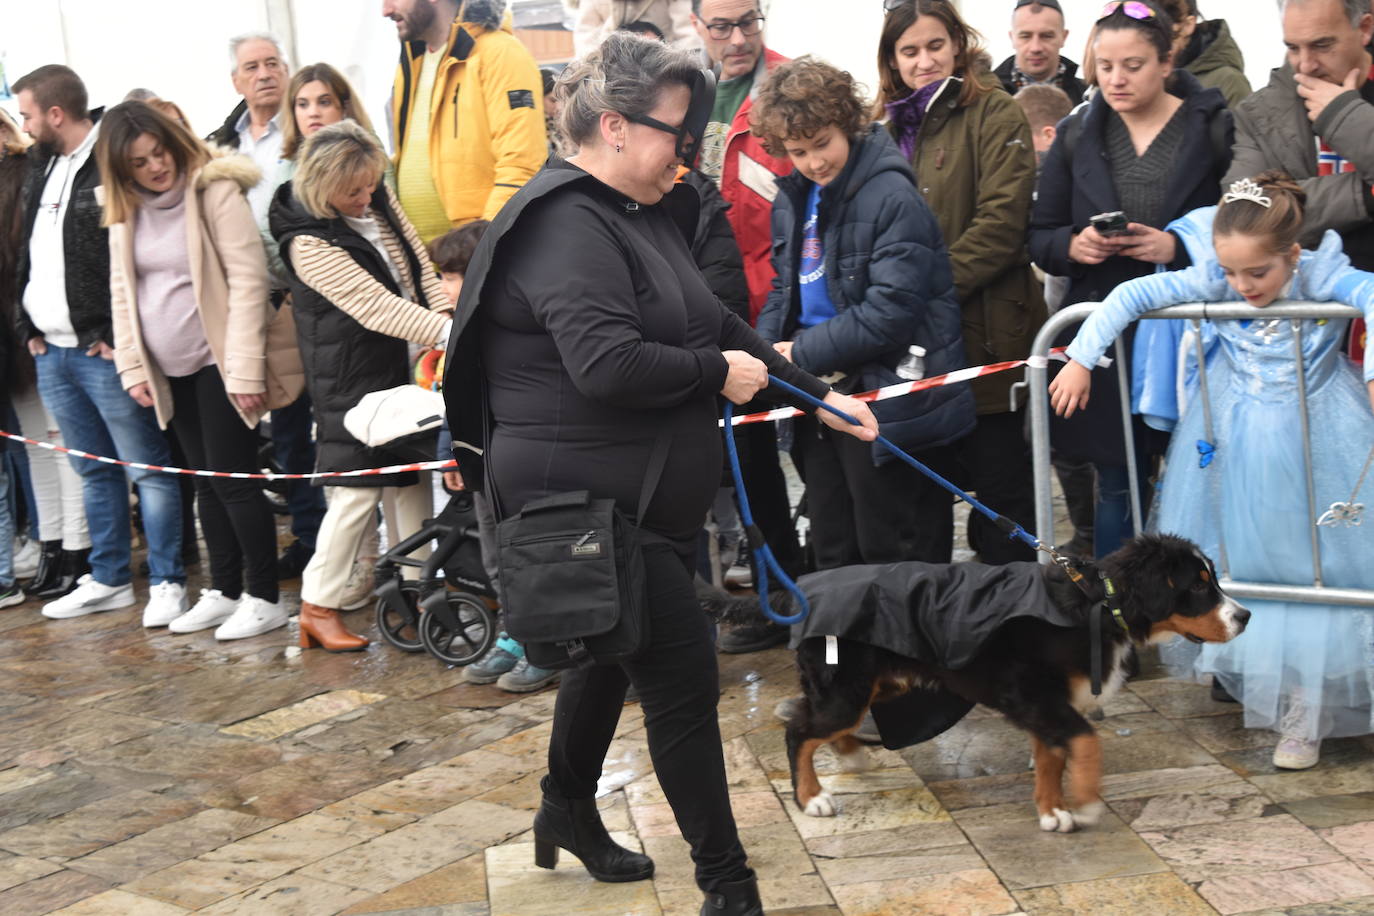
[1066,209,1374,389]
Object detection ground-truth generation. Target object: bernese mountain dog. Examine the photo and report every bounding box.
[778,533,1249,833]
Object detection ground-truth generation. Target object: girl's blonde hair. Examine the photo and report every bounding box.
[280,63,377,162]
[95,100,211,227]
[293,120,387,219]
[1214,170,1307,255]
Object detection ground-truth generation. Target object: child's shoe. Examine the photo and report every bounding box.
[1273,736,1321,770]
[1274,697,1321,769]
[496,658,561,693]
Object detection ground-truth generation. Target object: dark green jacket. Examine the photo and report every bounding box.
[888,75,1047,414]
[1181,19,1251,109]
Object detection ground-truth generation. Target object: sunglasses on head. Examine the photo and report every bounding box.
[1098,0,1156,21]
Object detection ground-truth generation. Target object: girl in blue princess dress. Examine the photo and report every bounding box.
[1050,171,1374,771]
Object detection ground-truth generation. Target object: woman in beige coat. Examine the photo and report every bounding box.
[97,101,302,641]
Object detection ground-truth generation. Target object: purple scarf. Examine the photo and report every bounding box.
[884,81,944,162]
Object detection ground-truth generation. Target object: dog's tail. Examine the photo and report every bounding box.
[696,577,795,626]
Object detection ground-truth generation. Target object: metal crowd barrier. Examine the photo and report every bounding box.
[1025,300,1374,608]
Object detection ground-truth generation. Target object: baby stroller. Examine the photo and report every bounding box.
[373,491,499,666]
[345,384,498,666]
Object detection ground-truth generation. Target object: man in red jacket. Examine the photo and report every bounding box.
[692,0,800,653]
[693,0,791,324]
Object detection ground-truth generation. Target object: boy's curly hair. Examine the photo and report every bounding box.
[749,56,869,159]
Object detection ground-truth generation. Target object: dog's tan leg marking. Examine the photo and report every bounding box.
[795,701,873,818]
[1066,732,1105,827]
[831,733,871,773]
[1031,735,1072,831]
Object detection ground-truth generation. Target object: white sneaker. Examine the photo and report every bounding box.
[142,581,189,627]
[338,558,377,611]
[214,595,289,640]
[1273,697,1322,769]
[42,575,136,619]
[168,588,238,633]
[724,563,754,589]
[12,538,40,579]
[1273,736,1322,770]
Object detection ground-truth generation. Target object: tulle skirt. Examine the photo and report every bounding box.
[1152,359,1374,741]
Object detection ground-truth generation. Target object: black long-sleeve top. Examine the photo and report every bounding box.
[477,166,829,541]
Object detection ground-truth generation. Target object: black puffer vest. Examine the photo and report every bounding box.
[269,182,435,487]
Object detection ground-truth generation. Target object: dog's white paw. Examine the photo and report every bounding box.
[1038,807,1077,833]
[803,792,837,817]
[1072,801,1104,827]
[837,747,871,773]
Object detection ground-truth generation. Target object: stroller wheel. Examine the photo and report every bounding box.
[419,592,496,666]
[375,583,425,653]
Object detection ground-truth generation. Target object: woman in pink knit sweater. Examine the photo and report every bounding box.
[95,101,301,641]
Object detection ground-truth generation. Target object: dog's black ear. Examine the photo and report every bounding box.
[1114,535,1182,622]
[1135,580,1176,623]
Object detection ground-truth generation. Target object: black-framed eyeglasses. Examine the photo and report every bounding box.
[703,16,765,39]
[626,112,695,160]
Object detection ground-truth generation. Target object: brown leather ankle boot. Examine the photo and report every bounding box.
[298,601,369,652]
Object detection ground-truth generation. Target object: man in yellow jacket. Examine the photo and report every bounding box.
[384,0,548,241]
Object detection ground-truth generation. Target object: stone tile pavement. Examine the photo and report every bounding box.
[2,576,1374,916]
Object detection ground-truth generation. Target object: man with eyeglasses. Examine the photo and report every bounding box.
[691,0,803,654]
[994,0,1086,105]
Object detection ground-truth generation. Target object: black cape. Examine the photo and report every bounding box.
[791,561,1084,748]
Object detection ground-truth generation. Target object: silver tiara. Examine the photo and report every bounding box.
[1221,178,1272,209]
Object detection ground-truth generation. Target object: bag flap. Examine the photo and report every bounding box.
[515,490,594,514]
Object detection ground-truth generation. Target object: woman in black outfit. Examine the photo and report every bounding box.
[443,33,878,916]
[1029,0,1231,557]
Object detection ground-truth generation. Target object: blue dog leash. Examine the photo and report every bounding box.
[722,374,1046,626]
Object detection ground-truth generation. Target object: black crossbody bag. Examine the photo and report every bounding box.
[496,433,671,669]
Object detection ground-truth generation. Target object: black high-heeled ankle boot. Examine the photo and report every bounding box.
[31,548,90,600]
[23,541,62,595]
[703,878,769,911]
[700,876,763,915]
[531,776,654,882]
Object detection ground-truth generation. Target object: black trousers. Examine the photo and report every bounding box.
[737,422,803,577]
[547,541,752,892]
[167,367,278,602]
[954,412,1037,565]
[794,415,952,568]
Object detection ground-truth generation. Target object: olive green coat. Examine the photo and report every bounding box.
[1184,19,1251,109]
[889,75,1047,415]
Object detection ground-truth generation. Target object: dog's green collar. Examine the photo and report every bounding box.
[1101,576,1129,634]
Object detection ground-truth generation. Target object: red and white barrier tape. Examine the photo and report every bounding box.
[721,346,1106,426]
[0,430,456,480]
[0,348,1102,476]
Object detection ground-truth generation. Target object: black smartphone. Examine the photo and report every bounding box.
[1090,211,1130,237]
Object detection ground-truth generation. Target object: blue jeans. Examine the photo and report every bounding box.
[34,345,183,586]
[1092,462,1157,559]
[270,392,326,549]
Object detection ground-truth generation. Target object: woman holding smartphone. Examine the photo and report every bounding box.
[1029,0,1232,556]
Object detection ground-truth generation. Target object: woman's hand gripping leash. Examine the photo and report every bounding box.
[719,351,878,440]
[720,362,878,627]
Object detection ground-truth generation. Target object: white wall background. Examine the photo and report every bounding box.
[1,0,1288,145]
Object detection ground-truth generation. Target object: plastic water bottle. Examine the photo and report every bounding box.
[895,345,926,381]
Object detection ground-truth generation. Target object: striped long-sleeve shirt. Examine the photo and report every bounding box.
[288,188,451,346]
